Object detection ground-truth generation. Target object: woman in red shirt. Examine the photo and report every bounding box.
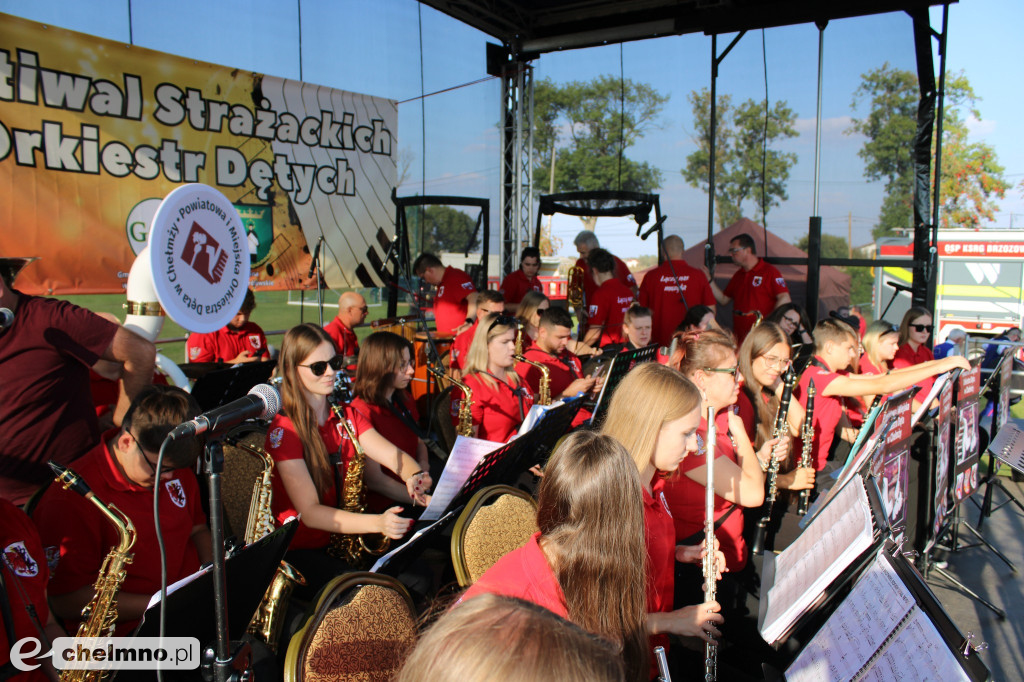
[514,290,549,349]
[351,331,432,512]
[860,320,900,376]
[264,324,430,594]
[456,314,533,442]
[894,306,934,368]
[600,363,724,668]
[462,431,649,680]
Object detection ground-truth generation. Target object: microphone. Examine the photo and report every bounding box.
[308,238,323,278]
[169,383,281,439]
[887,281,913,293]
[0,308,13,331]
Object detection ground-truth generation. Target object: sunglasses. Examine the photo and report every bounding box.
[910,324,934,333]
[300,354,345,376]
[488,314,518,333]
[728,247,745,254]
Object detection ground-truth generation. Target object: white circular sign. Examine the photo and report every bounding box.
[125,198,161,256]
[148,184,250,333]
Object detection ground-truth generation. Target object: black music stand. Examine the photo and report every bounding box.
[587,344,659,426]
[189,362,277,412]
[976,351,1023,528]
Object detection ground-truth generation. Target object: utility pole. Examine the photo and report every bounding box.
[848,211,853,257]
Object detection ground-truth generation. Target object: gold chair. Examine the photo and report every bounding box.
[451,485,538,587]
[283,572,418,682]
[220,423,269,539]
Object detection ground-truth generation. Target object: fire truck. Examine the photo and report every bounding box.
[875,229,1024,342]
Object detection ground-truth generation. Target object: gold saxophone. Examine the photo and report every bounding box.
[432,366,474,437]
[228,431,306,653]
[514,354,551,405]
[514,327,524,357]
[49,463,136,682]
[326,397,390,567]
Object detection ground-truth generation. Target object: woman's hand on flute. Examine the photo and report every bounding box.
[648,602,724,643]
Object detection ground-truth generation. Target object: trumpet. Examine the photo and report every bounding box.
[752,370,797,555]
[515,354,551,405]
[431,366,474,437]
[703,406,718,682]
[797,379,816,516]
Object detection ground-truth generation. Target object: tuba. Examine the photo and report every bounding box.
[230,432,306,653]
[50,463,136,682]
[326,396,390,567]
[514,354,551,405]
[432,366,474,437]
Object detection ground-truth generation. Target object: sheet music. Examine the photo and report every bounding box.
[760,475,874,644]
[420,435,503,521]
[144,564,212,610]
[518,399,566,435]
[786,554,915,682]
[858,609,971,682]
[911,372,950,427]
[369,511,456,573]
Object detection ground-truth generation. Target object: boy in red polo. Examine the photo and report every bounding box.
[583,248,636,349]
[498,246,544,314]
[413,253,479,336]
[185,288,270,363]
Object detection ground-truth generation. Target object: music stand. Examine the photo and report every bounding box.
[588,344,659,426]
[976,351,1023,527]
[189,362,277,412]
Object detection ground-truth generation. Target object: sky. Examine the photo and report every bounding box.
[3,0,1022,260]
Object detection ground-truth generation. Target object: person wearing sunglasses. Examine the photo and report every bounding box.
[892,306,939,399]
[324,290,369,368]
[582,248,637,349]
[455,313,533,442]
[33,385,211,637]
[185,288,270,364]
[264,324,431,597]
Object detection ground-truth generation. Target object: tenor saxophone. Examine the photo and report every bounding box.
[797,379,816,516]
[229,432,306,653]
[567,265,586,336]
[753,371,797,555]
[432,366,474,437]
[326,396,390,567]
[49,463,136,682]
[702,406,718,682]
[515,354,551,405]
[514,327,524,357]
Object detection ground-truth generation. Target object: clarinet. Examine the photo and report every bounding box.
[797,379,816,516]
[752,370,797,555]
[703,406,718,682]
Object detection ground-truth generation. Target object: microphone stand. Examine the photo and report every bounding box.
[880,282,911,320]
[308,236,325,327]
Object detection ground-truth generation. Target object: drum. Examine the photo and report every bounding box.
[370,316,417,342]
[412,331,452,401]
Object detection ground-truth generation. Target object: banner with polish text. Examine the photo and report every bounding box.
[0,13,397,294]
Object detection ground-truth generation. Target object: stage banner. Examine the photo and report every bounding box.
[933,382,954,537]
[872,390,913,534]
[952,366,982,508]
[0,13,396,294]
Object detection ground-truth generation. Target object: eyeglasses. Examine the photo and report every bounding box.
[910,324,934,333]
[488,314,518,333]
[703,365,738,375]
[728,247,745,254]
[354,306,369,314]
[782,316,801,326]
[759,355,792,371]
[300,355,345,376]
[130,431,171,478]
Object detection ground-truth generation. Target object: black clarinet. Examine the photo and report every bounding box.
[752,370,797,555]
[796,379,816,515]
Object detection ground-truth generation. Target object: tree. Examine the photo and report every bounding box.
[412,205,479,255]
[797,234,874,308]
[682,88,799,229]
[534,76,667,231]
[848,66,1009,237]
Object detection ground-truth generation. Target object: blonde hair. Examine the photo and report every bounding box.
[862,320,899,371]
[463,312,521,390]
[600,363,701,474]
[516,290,550,330]
[396,594,625,682]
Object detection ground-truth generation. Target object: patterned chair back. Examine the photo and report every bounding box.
[451,485,539,587]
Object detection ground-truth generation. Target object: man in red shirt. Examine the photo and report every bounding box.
[499,246,543,314]
[583,249,635,348]
[639,235,716,346]
[185,288,270,364]
[449,290,505,373]
[324,291,368,365]
[571,231,637,333]
[0,257,156,504]
[33,386,212,637]
[413,253,479,337]
[708,233,791,343]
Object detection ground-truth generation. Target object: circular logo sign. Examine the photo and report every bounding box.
[148,184,250,333]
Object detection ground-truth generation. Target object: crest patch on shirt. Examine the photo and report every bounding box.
[165,479,187,508]
[752,276,762,287]
[189,346,201,360]
[589,304,599,317]
[248,334,262,349]
[268,427,284,449]
[695,433,707,458]
[437,285,446,298]
[3,541,39,577]
[45,545,61,573]
[776,277,786,288]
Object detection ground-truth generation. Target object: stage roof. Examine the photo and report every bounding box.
[419,0,953,54]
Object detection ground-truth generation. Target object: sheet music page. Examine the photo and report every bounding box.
[760,475,874,644]
[518,400,565,435]
[786,553,915,682]
[911,373,949,427]
[144,564,212,610]
[420,435,503,521]
[859,608,971,682]
[369,511,456,573]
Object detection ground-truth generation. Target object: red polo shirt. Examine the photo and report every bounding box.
[454,372,533,443]
[460,532,567,617]
[644,477,675,656]
[793,358,844,471]
[33,431,206,636]
[515,343,592,426]
[434,266,476,335]
[735,389,758,442]
[574,255,636,321]
[264,408,370,549]
[449,320,479,371]
[664,410,747,571]
[499,269,543,306]
[186,322,270,363]
[859,355,884,376]
[892,342,935,397]
[1,499,51,680]
[588,279,635,346]
[324,317,359,360]
[639,260,716,346]
[724,259,789,341]
[350,394,420,512]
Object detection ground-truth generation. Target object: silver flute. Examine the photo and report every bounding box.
[654,645,671,682]
[703,405,718,682]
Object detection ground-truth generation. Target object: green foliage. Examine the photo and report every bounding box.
[796,234,873,307]
[796,234,850,259]
[533,76,667,226]
[848,65,1008,237]
[682,88,798,229]
[409,205,480,255]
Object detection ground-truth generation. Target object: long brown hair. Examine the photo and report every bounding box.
[538,431,648,680]
[738,321,790,448]
[600,363,701,475]
[278,323,334,494]
[353,331,413,406]
[898,306,932,346]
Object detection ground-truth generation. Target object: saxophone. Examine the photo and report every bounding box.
[49,463,136,682]
[753,370,797,555]
[229,431,306,653]
[567,265,586,337]
[515,354,551,405]
[326,396,390,567]
[514,327,524,357]
[432,366,474,437]
[797,379,816,516]
[702,406,718,682]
